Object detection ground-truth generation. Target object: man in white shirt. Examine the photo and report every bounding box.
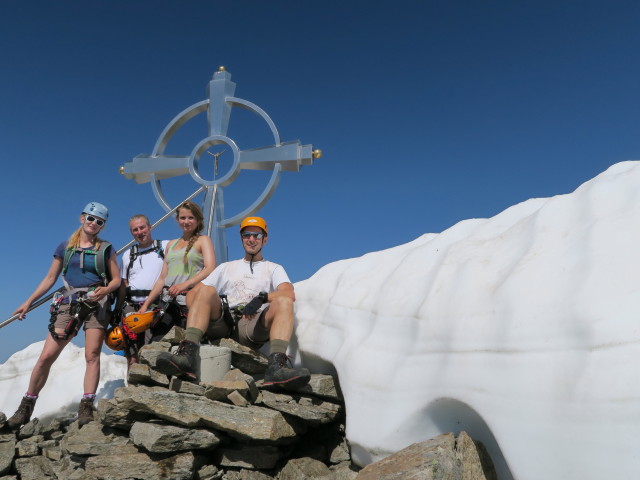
[115,215,168,366]
[156,216,309,390]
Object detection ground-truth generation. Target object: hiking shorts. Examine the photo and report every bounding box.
[53,302,111,337]
[205,306,271,350]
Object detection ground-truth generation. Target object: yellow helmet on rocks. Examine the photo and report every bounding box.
[240,217,267,235]
[123,311,156,334]
[105,327,126,351]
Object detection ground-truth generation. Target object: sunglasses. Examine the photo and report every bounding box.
[86,215,105,227]
[241,232,264,239]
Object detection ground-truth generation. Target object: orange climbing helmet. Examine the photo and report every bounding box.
[240,217,268,235]
[105,326,126,351]
[123,311,156,334]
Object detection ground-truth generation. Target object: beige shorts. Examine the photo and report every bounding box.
[205,307,271,350]
[53,303,111,338]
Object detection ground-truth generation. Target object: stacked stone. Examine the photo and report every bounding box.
[0,327,358,480]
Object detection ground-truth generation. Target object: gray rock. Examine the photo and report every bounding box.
[16,436,43,457]
[455,431,497,480]
[138,341,172,367]
[278,457,333,480]
[97,397,150,430]
[113,385,301,442]
[227,390,250,407]
[196,463,222,480]
[84,451,195,480]
[0,412,5,430]
[50,454,87,480]
[14,456,57,480]
[294,374,342,402]
[204,380,251,401]
[224,470,275,480]
[215,444,282,470]
[160,326,185,344]
[261,390,342,425]
[211,338,269,374]
[330,462,360,480]
[128,362,170,386]
[170,377,206,396]
[130,421,221,453]
[0,433,16,443]
[18,417,44,439]
[0,440,16,475]
[224,369,260,402]
[60,422,137,456]
[40,440,62,461]
[329,440,352,464]
[355,432,496,480]
[41,415,75,440]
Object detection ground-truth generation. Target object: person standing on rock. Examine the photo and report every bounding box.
[155,216,310,390]
[137,201,216,332]
[8,202,120,428]
[114,214,169,368]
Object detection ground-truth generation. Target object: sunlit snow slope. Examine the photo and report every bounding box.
[295,161,640,480]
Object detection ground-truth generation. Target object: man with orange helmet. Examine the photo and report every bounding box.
[155,216,309,390]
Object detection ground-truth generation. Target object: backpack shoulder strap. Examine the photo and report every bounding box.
[62,246,75,277]
[95,242,112,284]
[126,244,139,281]
[154,239,165,259]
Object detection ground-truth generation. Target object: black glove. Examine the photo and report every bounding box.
[242,291,269,317]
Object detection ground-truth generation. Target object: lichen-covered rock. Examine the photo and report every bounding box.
[60,422,137,456]
[129,421,221,453]
[113,385,302,442]
[84,451,195,480]
[278,457,333,480]
[0,439,16,475]
[128,363,170,387]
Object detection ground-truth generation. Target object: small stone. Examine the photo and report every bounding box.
[227,391,249,407]
[128,363,170,387]
[138,342,172,367]
[170,377,206,396]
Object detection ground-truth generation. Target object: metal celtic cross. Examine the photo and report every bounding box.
[120,67,320,263]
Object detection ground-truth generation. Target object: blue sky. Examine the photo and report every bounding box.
[1,1,639,362]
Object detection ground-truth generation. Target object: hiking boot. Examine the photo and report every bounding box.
[77,398,96,426]
[155,340,199,380]
[7,396,36,429]
[263,353,310,390]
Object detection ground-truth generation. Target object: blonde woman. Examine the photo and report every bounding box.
[8,202,120,428]
[139,201,215,336]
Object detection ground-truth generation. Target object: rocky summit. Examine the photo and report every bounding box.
[0,328,496,479]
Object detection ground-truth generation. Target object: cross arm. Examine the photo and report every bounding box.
[121,155,190,184]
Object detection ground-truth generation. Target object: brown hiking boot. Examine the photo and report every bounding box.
[263,352,310,390]
[77,398,95,426]
[7,396,36,429]
[155,340,199,381]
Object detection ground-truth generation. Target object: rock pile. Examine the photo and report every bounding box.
[0,328,497,479]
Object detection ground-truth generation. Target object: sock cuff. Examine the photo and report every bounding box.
[270,339,289,355]
[185,327,205,344]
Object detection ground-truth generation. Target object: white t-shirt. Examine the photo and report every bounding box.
[202,258,291,310]
[120,240,169,303]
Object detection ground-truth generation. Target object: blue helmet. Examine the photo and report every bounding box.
[83,202,109,221]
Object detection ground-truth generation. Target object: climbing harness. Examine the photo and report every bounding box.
[48,288,101,341]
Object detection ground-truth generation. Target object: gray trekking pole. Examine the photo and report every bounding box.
[0,287,65,329]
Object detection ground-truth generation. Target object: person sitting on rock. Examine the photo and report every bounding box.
[155,216,310,390]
